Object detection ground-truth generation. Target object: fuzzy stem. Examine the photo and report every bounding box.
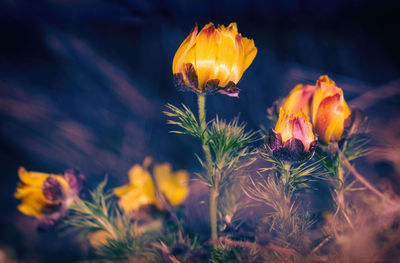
[197,93,218,242]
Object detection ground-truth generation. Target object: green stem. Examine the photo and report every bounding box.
[198,94,213,170]
[209,187,218,242]
[197,93,218,242]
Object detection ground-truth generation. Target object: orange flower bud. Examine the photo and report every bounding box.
[311,76,351,144]
[172,22,257,97]
[268,109,317,162]
[282,84,314,116]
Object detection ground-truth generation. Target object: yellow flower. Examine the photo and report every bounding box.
[172,22,257,97]
[268,108,317,162]
[114,161,189,213]
[14,167,70,217]
[311,75,351,144]
[282,84,315,116]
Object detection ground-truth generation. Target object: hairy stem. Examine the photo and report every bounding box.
[197,93,218,242]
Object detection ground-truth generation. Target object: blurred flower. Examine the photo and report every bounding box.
[114,159,189,213]
[172,22,257,97]
[311,75,351,144]
[14,167,84,227]
[282,84,315,116]
[268,109,317,162]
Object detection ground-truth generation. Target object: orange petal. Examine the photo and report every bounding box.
[283,84,314,116]
[314,94,344,143]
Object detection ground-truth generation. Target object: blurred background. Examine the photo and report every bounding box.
[0,0,399,261]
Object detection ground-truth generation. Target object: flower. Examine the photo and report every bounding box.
[114,160,189,213]
[172,22,257,97]
[268,109,317,162]
[282,84,315,116]
[310,75,351,144]
[14,167,84,227]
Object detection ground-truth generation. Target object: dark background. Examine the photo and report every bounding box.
[1,0,399,262]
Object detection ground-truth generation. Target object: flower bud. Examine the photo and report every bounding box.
[268,109,317,162]
[311,75,351,144]
[172,22,257,97]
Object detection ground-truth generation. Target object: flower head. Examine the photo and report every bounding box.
[172,22,257,97]
[282,84,315,116]
[311,75,351,144]
[268,109,317,162]
[14,167,84,227]
[114,159,189,213]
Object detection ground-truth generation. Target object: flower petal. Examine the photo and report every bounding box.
[18,167,49,186]
[241,37,257,75]
[172,24,198,74]
[314,94,344,143]
[194,23,219,90]
[282,84,314,116]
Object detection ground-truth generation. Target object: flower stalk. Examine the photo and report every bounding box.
[197,93,218,242]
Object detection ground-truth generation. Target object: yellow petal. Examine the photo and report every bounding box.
[193,23,219,89]
[118,187,156,213]
[18,167,48,186]
[163,170,189,206]
[113,184,135,197]
[214,26,240,86]
[154,164,189,206]
[15,183,40,199]
[128,164,152,187]
[17,191,47,217]
[172,24,198,74]
[153,163,172,186]
[241,37,257,74]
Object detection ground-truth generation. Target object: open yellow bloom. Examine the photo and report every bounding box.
[114,161,189,213]
[311,75,351,144]
[172,22,257,97]
[282,84,315,116]
[14,167,70,217]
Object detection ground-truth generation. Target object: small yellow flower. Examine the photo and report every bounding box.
[114,160,189,213]
[14,167,70,217]
[310,75,351,144]
[282,84,315,116]
[172,22,257,97]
